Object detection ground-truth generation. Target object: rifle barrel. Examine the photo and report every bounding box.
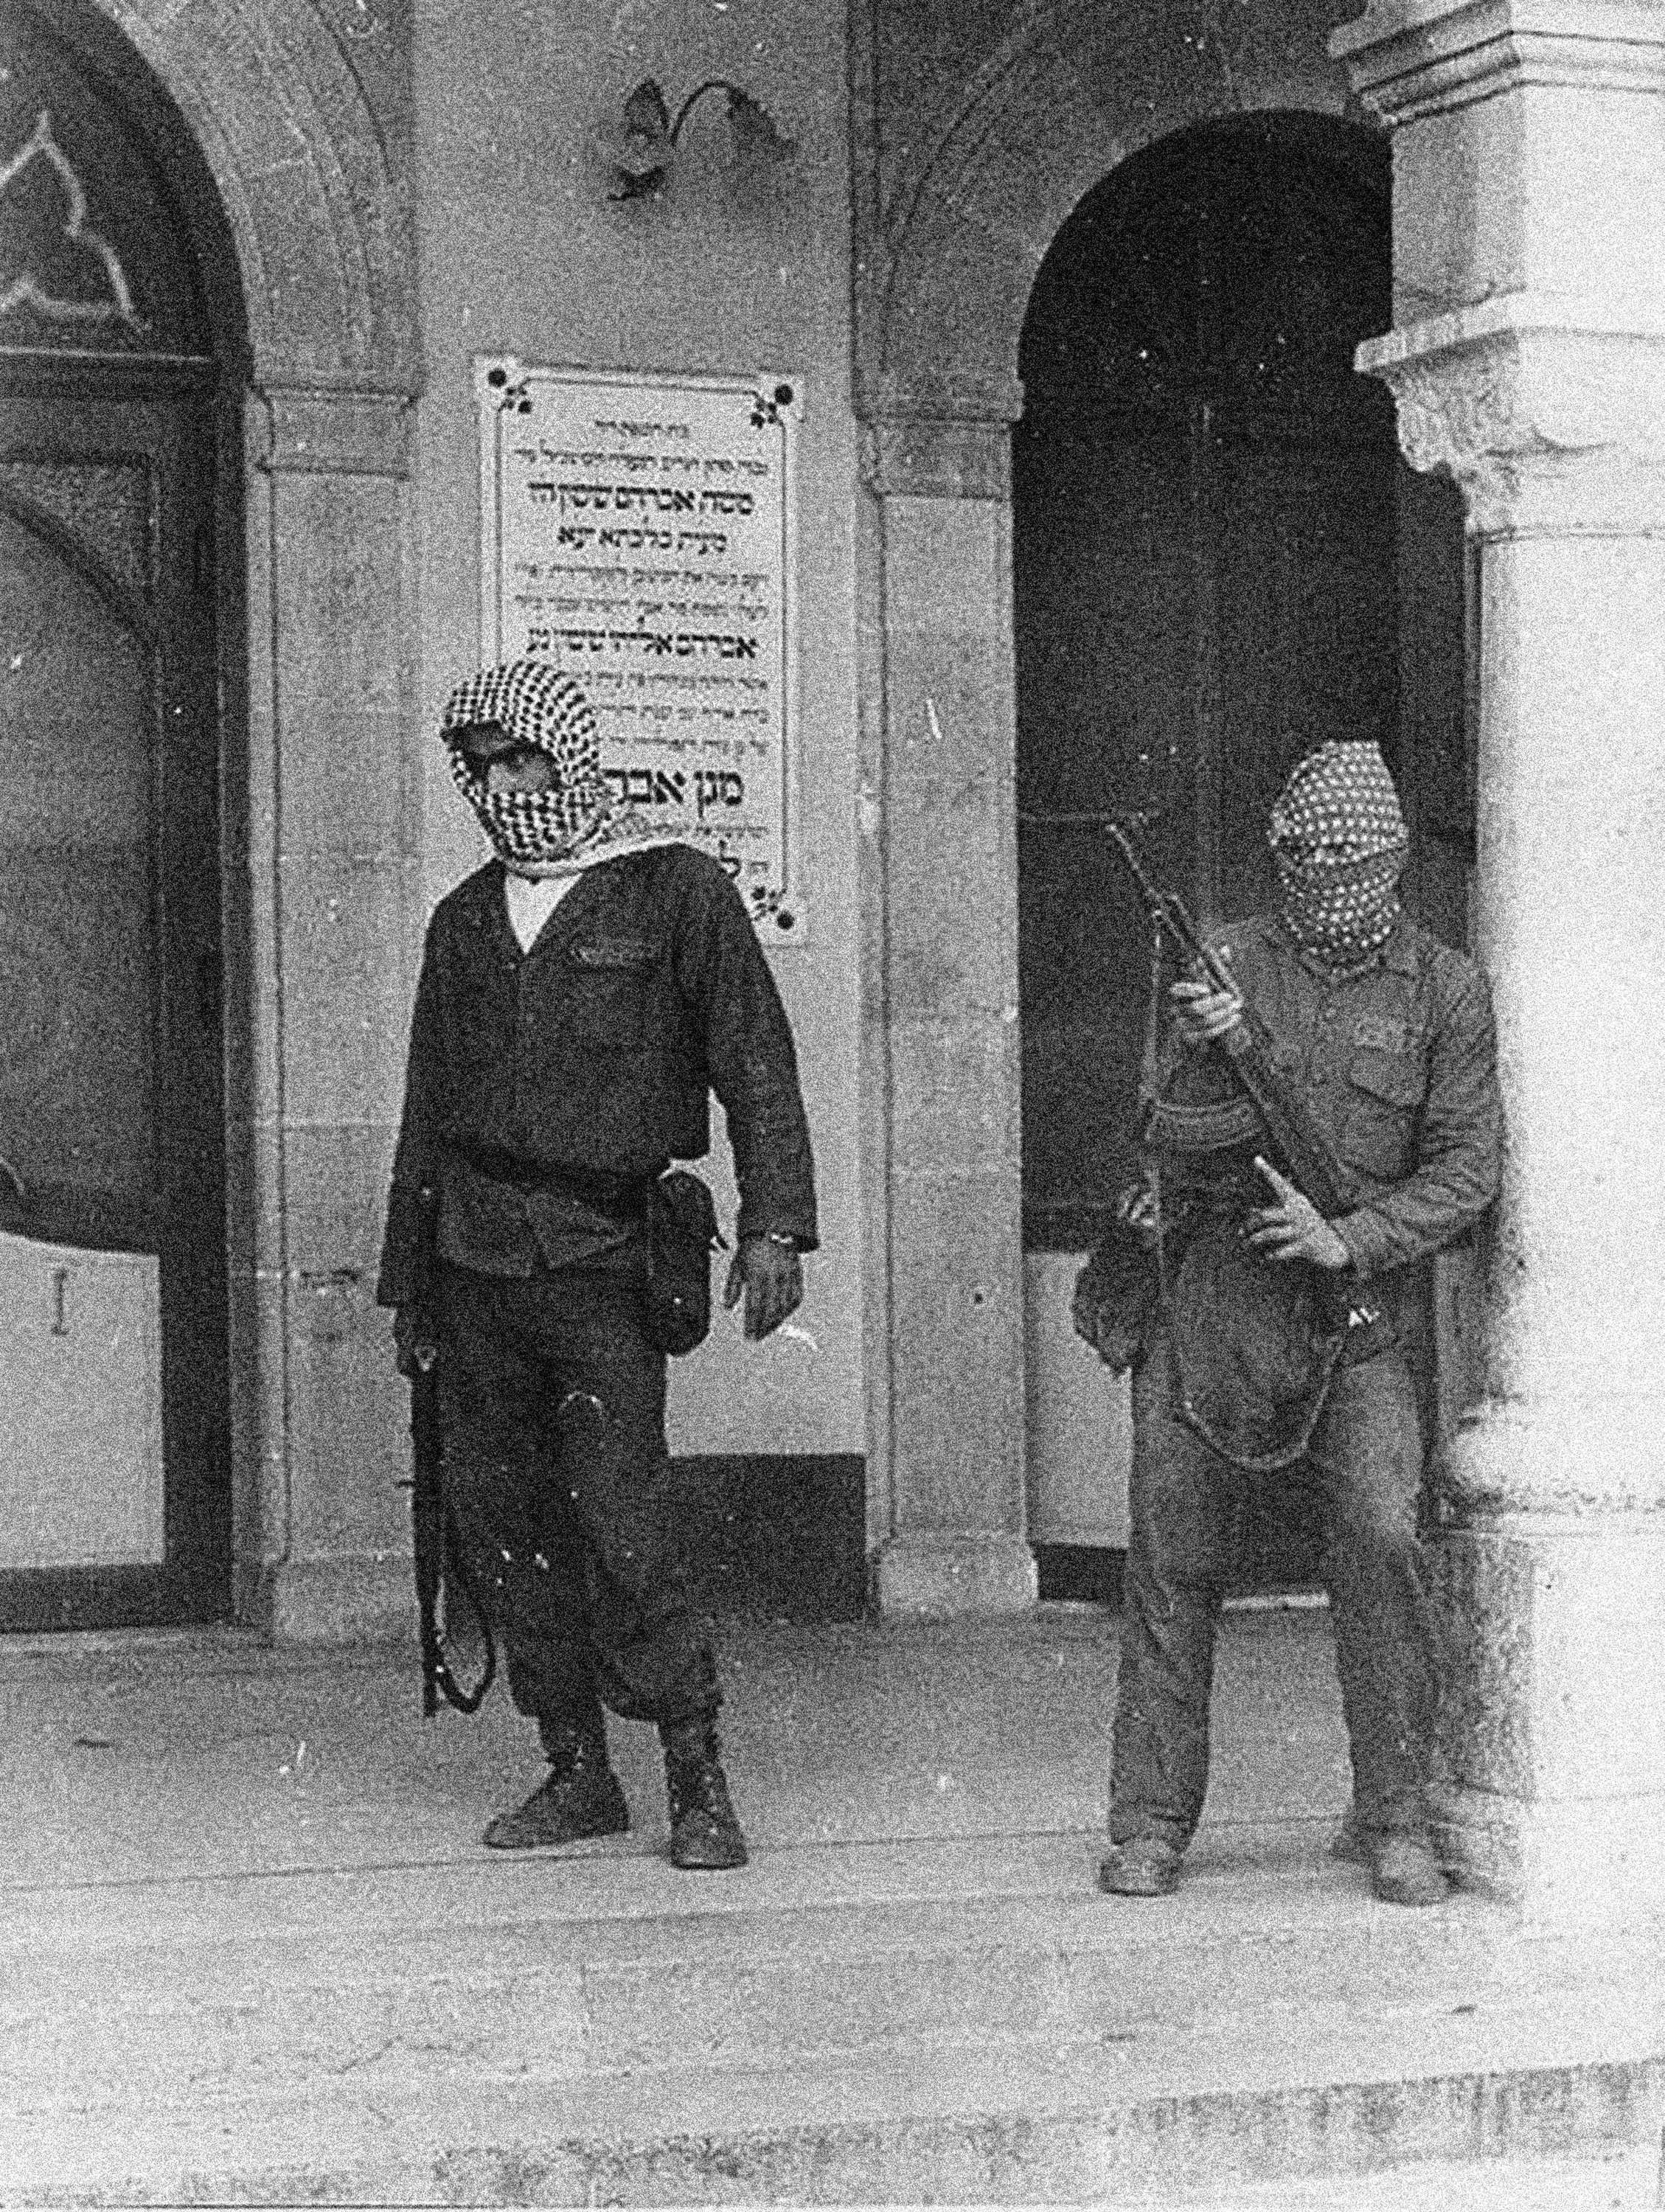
[1017,810,1126,826]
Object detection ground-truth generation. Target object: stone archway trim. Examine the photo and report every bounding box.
[865,0,1355,418]
[94,0,418,392]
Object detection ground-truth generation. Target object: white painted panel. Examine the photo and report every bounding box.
[0,1228,164,1568]
[1023,1250,1131,1548]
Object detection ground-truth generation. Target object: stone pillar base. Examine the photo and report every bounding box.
[1432,1782,1665,1928]
[874,1533,1037,1618]
[240,1552,416,1646]
[1433,1514,1665,1923]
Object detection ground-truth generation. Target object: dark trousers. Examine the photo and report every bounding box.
[436,1261,718,1750]
[1109,1329,1441,1847]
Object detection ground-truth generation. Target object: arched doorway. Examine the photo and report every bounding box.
[1015,115,1467,1590]
[0,5,246,1627]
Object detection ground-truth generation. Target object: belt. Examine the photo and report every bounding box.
[451,1147,653,1218]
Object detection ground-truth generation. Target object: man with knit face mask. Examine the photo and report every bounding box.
[1098,740,1503,1909]
[377,663,817,1871]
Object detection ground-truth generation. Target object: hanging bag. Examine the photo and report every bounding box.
[644,1169,726,1355]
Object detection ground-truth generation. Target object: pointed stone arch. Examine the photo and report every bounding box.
[88,0,417,392]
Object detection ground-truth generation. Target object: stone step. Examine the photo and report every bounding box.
[4,1622,1658,2206]
[4,1832,1661,2109]
[2,1897,1650,2102]
[7,1984,1661,2205]
[1216,2143,1660,2210]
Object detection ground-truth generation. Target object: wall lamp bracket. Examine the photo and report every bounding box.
[595,77,794,202]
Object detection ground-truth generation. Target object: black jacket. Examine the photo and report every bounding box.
[376,844,817,1304]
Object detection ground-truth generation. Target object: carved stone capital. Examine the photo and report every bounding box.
[859,417,1012,501]
[1358,296,1665,533]
[252,385,414,479]
[858,367,1025,427]
[855,369,1022,499]
[1331,1,1665,125]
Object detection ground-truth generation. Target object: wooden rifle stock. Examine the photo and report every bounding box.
[406,1183,496,1719]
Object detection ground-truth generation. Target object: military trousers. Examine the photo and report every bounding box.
[436,1259,719,1747]
[1108,1326,1442,1848]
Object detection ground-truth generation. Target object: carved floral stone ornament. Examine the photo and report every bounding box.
[1359,299,1665,539]
[0,108,144,330]
[591,78,795,202]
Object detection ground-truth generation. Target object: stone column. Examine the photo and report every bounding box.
[232,384,423,1643]
[1334,1,1665,1918]
[858,376,1037,1615]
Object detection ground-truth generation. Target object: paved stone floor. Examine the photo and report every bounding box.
[0,1607,1659,2205]
[0,1601,1352,1892]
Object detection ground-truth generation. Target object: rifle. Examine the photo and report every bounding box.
[403,1183,496,1719]
[1019,811,1360,1220]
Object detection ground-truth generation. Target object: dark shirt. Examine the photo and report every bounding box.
[1157,911,1503,1291]
[375,844,818,1306]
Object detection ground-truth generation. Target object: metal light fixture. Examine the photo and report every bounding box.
[594,77,795,201]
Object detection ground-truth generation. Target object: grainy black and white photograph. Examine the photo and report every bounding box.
[1,0,1661,2205]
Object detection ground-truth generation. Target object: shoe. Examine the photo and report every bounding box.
[661,1716,748,1870]
[1369,1831,1450,1907]
[482,1729,629,1851]
[1329,1804,1368,1864]
[1097,1834,1184,1897]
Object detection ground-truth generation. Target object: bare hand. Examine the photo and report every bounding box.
[1116,1176,1161,1249]
[1169,953,1242,1046]
[723,1236,804,1340]
[1244,1157,1352,1270]
[394,1304,437,1378]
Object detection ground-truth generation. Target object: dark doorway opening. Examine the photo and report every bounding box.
[1015,114,1467,1594]
[0,4,247,1629]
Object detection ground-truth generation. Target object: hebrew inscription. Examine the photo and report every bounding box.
[477,359,803,939]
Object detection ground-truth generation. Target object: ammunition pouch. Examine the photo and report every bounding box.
[644,1169,725,1356]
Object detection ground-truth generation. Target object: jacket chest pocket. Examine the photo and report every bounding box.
[1342,1045,1426,1179]
[567,936,661,1046]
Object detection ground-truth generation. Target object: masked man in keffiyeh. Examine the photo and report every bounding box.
[1097,740,1503,1908]
[377,663,817,1870]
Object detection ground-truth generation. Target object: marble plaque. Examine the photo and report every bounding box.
[476,358,804,941]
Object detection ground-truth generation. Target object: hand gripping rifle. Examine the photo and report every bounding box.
[1103,816,1363,1219]
[1021,811,1360,1220]
[403,1183,496,1719]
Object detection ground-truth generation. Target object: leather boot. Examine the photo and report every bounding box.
[1098,1834,1184,1897]
[660,1715,748,1870]
[1369,1830,1451,1907]
[482,1717,629,1851]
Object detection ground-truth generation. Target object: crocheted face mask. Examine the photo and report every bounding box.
[442,662,614,872]
[1268,740,1408,964]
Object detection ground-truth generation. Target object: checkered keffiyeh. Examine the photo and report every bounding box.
[442,662,682,877]
[1268,740,1408,965]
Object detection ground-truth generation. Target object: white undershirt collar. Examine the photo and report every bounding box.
[504,868,581,953]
